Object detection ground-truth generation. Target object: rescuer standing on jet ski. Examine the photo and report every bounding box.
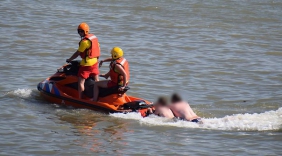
[92,47,130,101]
[66,22,100,99]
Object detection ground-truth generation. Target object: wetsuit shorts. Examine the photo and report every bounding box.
[78,62,99,79]
[177,117,202,123]
[191,118,202,123]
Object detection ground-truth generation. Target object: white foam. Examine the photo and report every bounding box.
[110,107,282,131]
[6,88,33,98]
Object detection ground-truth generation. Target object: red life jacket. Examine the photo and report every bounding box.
[79,34,100,60]
[109,57,130,86]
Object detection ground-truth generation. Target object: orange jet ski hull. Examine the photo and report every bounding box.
[37,61,153,117]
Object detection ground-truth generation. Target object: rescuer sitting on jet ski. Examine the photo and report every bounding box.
[92,47,130,101]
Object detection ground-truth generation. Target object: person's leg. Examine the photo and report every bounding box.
[90,73,99,81]
[77,66,90,99]
[94,75,99,81]
[78,77,85,99]
[92,62,99,82]
[93,80,109,101]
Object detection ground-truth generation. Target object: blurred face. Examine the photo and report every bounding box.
[155,101,166,107]
[77,29,85,37]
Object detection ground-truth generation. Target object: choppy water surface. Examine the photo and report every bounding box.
[0,0,282,155]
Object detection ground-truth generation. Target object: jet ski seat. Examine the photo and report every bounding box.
[84,77,130,98]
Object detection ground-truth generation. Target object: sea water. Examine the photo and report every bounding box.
[0,0,281,155]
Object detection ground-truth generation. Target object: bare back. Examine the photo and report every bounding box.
[170,101,199,121]
[154,106,175,119]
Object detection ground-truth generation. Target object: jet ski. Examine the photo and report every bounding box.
[37,60,154,117]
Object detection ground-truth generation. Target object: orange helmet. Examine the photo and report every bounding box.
[77,22,89,34]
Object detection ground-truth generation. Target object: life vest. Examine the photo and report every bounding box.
[79,34,100,60]
[109,57,130,86]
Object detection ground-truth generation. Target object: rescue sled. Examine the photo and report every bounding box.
[37,61,153,117]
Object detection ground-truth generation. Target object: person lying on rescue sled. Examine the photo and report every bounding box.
[66,22,100,99]
[92,47,130,101]
[169,93,203,123]
[147,97,175,119]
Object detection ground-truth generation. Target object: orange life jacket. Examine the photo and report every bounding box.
[109,57,130,86]
[79,34,100,60]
